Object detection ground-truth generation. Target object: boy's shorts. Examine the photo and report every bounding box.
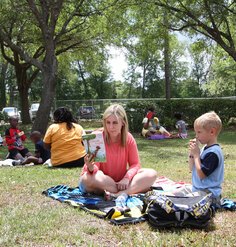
[8,148,30,159]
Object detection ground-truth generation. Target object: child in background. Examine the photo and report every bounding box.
[173,112,188,139]
[142,106,171,138]
[146,106,156,121]
[30,131,50,164]
[12,131,51,166]
[153,117,171,137]
[5,116,32,162]
[189,111,224,208]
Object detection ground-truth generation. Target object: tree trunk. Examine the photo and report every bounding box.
[14,64,31,124]
[18,85,30,123]
[163,14,171,100]
[77,61,89,98]
[32,51,58,134]
[142,64,147,98]
[0,62,8,109]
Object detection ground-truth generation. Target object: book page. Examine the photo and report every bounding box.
[82,131,106,162]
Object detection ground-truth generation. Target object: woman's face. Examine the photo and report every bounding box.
[105,114,123,139]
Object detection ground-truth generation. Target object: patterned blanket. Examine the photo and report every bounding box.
[42,176,192,225]
[42,185,146,225]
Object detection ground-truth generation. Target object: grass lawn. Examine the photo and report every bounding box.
[0,129,235,246]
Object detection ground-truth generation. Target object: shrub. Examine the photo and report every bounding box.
[126,99,236,132]
[0,111,8,122]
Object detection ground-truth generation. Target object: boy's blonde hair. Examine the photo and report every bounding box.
[103,104,128,146]
[194,111,222,135]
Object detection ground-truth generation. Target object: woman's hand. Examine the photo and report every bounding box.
[84,154,95,172]
[116,178,130,191]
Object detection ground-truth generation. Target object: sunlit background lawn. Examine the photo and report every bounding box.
[0,129,235,246]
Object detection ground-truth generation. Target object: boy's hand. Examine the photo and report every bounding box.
[18,131,24,137]
[189,138,200,157]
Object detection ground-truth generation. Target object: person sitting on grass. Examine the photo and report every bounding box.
[188,111,224,208]
[30,131,51,164]
[171,112,188,139]
[43,107,86,168]
[142,114,171,139]
[5,116,32,165]
[79,104,157,196]
[11,131,51,166]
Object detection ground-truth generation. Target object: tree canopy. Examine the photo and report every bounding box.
[0,0,235,132]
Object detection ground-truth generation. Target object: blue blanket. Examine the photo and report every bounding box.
[43,185,146,225]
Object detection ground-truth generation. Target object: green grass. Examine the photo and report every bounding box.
[0,130,236,246]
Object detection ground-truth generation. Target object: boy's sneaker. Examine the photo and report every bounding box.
[12,160,23,166]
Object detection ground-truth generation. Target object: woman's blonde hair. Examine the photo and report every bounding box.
[194,111,222,135]
[103,104,129,146]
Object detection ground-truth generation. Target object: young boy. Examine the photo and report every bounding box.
[189,111,224,207]
[12,131,51,166]
[5,116,32,161]
[30,131,50,164]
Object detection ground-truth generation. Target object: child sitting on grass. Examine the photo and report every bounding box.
[12,131,50,166]
[5,116,32,163]
[189,111,224,208]
[30,131,51,164]
[171,112,188,139]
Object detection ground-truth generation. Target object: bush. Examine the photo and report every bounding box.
[0,111,8,122]
[126,99,236,132]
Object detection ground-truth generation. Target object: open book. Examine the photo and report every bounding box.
[82,131,106,162]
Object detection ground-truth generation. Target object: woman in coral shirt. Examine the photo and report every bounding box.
[80,104,157,195]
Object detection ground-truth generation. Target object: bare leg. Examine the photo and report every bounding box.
[79,168,157,196]
[14,153,24,161]
[79,170,118,194]
[119,168,157,195]
[21,156,41,165]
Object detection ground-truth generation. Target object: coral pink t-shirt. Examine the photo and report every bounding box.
[82,132,141,182]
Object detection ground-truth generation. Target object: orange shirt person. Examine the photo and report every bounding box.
[44,107,86,168]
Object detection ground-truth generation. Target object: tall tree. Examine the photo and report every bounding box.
[0,0,122,133]
[153,0,236,62]
[163,12,171,99]
[0,61,8,109]
[1,44,40,123]
[204,46,236,96]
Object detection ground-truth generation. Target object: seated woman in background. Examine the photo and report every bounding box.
[44,107,86,168]
[142,115,171,139]
[79,104,157,196]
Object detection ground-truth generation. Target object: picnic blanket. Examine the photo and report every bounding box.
[151,176,192,195]
[42,176,192,225]
[42,177,236,225]
[42,185,146,225]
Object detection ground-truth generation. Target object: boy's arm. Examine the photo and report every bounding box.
[20,132,27,141]
[34,144,41,158]
[193,156,207,179]
[35,151,40,158]
[189,139,206,179]
[5,129,15,145]
[188,155,194,171]
[44,142,51,150]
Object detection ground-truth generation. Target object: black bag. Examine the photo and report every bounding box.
[145,191,215,228]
